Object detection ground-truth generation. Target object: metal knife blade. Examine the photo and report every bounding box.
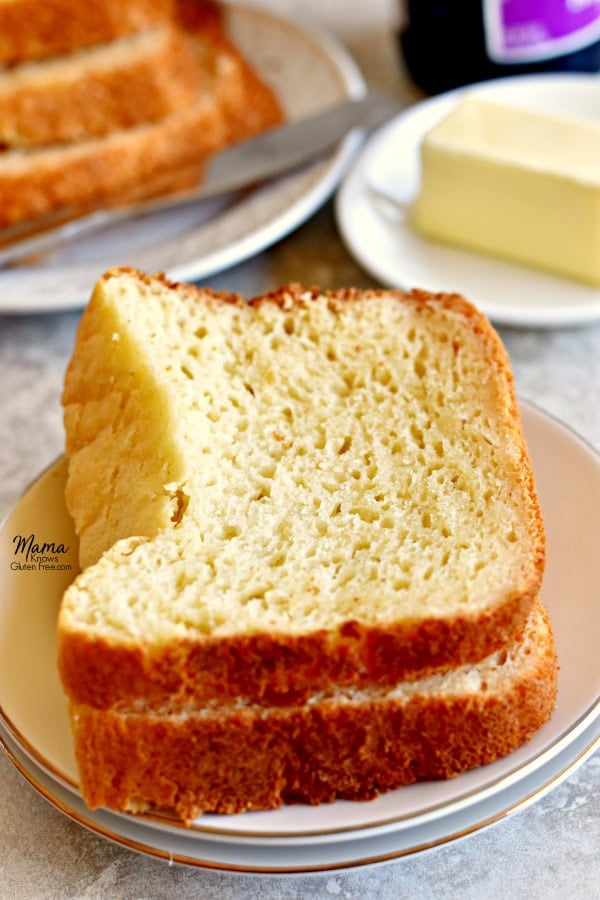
[0,91,403,269]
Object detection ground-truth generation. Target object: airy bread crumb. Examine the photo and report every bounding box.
[59,269,545,708]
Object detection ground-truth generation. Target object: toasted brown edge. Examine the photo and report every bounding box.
[58,592,538,709]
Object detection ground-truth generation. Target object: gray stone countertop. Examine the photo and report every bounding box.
[0,1,598,896]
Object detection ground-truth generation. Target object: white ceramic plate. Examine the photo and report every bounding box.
[1,712,597,872]
[0,402,598,845]
[335,73,600,328]
[0,2,365,315]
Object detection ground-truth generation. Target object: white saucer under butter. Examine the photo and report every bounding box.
[335,73,600,329]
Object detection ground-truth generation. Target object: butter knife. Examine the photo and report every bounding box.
[0,91,403,268]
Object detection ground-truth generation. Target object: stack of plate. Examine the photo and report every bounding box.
[1,401,598,873]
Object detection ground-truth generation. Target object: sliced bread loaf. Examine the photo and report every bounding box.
[0,1,283,227]
[0,27,202,147]
[59,269,545,709]
[0,33,282,227]
[68,597,557,822]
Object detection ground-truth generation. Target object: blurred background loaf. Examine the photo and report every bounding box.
[0,0,283,226]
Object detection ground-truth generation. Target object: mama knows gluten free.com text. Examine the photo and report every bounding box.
[11,533,72,571]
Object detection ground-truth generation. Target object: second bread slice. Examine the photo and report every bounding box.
[67,596,557,822]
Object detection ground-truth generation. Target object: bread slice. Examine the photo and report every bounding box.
[0,0,176,65]
[67,597,557,822]
[0,100,221,227]
[0,27,202,147]
[58,270,545,710]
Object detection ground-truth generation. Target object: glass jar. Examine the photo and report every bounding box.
[399,0,600,95]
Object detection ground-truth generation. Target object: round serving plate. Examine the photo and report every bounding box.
[1,402,598,845]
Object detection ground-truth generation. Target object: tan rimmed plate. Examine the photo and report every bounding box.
[1,711,597,872]
[0,401,598,846]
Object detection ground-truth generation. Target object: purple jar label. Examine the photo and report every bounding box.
[483,0,600,62]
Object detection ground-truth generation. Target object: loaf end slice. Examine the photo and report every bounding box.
[59,269,545,708]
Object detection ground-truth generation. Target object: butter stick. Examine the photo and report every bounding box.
[412,96,600,286]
